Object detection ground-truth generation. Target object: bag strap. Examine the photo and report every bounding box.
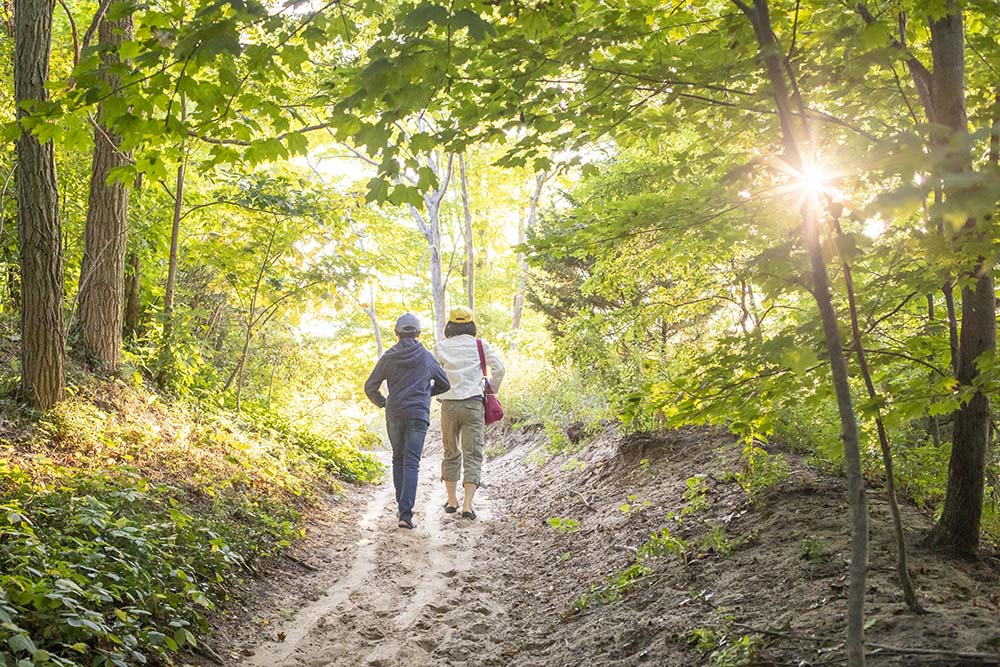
[476,339,488,377]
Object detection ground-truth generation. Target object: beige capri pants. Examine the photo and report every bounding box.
[440,397,485,487]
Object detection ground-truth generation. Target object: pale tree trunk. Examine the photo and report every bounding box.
[458,154,474,310]
[366,284,383,357]
[407,152,454,341]
[511,172,546,347]
[15,0,65,409]
[77,14,133,373]
[926,2,994,557]
[733,0,868,663]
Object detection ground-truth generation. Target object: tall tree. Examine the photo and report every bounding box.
[77,13,134,372]
[731,0,868,662]
[511,171,546,342]
[15,0,65,409]
[458,154,474,310]
[925,2,994,557]
[405,151,454,341]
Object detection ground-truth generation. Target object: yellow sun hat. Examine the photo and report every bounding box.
[448,306,474,324]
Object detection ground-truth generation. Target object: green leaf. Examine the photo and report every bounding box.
[403,3,449,31]
[7,634,35,654]
[452,8,495,41]
[365,177,390,203]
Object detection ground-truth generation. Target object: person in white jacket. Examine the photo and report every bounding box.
[434,306,505,520]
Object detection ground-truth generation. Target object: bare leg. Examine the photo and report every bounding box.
[445,480,459,509]
[462,482,477,514]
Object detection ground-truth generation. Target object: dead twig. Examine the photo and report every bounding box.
[732,622,1000,665]
[282,553,319,572]
[572,490,597,512]
[193,641,225,665]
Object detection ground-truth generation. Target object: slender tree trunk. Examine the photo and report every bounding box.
[162,148,186,343]
[734,1,868,663]
[925,2,993,558]
[427,201,446,340]
[15,0,65,409]
[124,249,140,339]
[77,14,133,373]
[511,172,546,344]
[832,212,921,612]
[458,154,474,310]
[366,284,383,358]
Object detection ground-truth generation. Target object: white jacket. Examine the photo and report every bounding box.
[434,335,505,401]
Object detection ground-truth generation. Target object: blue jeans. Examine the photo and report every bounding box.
[386,418,428,523]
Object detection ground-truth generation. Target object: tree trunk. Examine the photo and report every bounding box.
[511,172,546,344]
[925,1,993,558]
[734,0,868,663]
[428,203,446,340]
[458,154,474,310]
[124,249,140,339]
[365,284,383,358]
[77,14,133,373]
[15,0,65,409]
[832,212,921,612]
[162,150,186,343]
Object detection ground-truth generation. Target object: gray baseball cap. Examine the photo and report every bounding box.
[394,313,421,334]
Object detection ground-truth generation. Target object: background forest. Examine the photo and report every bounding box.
[1,0,999,665]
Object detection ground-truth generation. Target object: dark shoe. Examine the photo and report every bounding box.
[444,503,458,514]
[398,518,415,529]
[461,510,477,520]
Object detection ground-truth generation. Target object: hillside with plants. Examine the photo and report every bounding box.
[2,0,1000,665]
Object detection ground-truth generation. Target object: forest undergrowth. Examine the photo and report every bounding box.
[0,369,382,667]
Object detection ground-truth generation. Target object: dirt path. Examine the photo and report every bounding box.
[219,425,1000,667]
[241,449,503,667]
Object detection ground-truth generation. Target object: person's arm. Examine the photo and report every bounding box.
[429,354,451,396]
[364,357,388,408]
[483,341,506,391]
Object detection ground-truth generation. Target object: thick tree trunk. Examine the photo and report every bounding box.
[925,2,993,558]
[735,1,868,663]
[77,15,133,372]
[124,249,140,339]
[458,154,474,310]
[15,0,65,409]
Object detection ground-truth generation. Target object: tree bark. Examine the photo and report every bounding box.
[925,1,993,558]
[15,0,66,409]
[458,154,474,310]
[77,14,133,372]
[734,0,869,663]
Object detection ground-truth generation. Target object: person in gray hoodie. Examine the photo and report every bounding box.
[365,313,451,529]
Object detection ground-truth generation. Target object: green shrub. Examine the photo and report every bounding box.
[0,466,295,667]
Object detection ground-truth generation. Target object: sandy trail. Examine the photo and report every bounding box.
[243,449,502,667]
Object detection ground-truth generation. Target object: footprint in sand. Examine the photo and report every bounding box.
[428,603,452,615]
[414,636,437,652]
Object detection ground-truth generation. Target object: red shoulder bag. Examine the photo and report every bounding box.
[476,339,504,425]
